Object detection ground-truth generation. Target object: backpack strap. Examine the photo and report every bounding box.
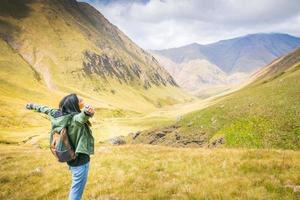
[65,114,75,151]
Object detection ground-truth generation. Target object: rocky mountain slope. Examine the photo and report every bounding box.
[1,0,177,89]
[0,0,192,131]
[249,46,300,84]
[152,53,228,91]
[152,51,249,96]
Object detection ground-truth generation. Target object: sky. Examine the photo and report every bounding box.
[81,0,300,50]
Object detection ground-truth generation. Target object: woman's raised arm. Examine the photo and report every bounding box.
[26,103,57,116]
[73,105,94,125]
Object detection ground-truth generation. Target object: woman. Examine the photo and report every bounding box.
[26,93,95,200]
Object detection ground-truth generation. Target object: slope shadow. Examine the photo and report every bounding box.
[0,0,34,43]
[0,0,33,19]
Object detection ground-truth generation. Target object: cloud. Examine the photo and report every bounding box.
[81,0,300,49]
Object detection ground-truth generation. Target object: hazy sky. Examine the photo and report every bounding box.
[82,0,300,50]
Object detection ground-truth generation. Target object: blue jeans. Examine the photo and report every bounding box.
[68,162,90,200]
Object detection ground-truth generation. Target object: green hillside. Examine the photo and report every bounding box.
[0,38,62,128]
[178,48,300,149]
[131,48,300,149]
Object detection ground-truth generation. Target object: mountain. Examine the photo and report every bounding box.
[0,0,191,131]
[154,33,300,73]
[151,53,228,91]
[0,0,179,90]
[130,47,300,149]
[152,33,300,94]
[175,59,227,91]
[152,51,250,96]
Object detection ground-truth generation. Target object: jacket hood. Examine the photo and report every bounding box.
[51,112,74,133]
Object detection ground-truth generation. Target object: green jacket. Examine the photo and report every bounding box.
[31,104,94,155]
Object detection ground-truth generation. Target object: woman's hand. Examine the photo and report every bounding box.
[84,105,95,116]
[26,103,34,110]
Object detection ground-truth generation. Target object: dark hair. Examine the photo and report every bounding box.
[59,93,81,115]
[55,93,91,126]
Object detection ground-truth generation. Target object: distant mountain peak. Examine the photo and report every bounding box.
[152,33,300,95]
[154,33,300,74]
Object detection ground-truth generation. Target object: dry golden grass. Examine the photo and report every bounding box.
[1,143,300,200]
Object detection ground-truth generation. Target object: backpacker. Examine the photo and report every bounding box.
[50,120,76,162]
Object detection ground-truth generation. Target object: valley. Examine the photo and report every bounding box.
[0,0,300,199]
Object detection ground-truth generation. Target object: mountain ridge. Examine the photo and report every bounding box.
[151,33,300,94]
[153,33,300,73]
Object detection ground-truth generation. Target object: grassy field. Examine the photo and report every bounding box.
[1,143,300,200]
